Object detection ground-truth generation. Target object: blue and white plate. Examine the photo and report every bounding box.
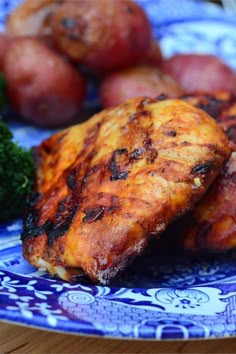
[1,0,236,340]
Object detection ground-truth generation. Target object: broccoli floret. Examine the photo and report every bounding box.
[0,119,35,222]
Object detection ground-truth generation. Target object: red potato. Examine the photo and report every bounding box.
[5,0,62,51]
[100,66,183,108]
[6,0,61,37]
[50,0,152,73]
[3,37,86,127]
[0,34,9,70]
[139,39,163,67]
[161,54,236,94]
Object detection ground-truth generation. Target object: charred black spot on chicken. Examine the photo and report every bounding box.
[21,209,44,240]
[192,161,213,175]
[129,147,145,161]
[110,148,129,181]
[67,169,77,190]
[164,130,177,137]
[83,206,105,223]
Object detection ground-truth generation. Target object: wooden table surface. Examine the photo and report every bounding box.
[1,321,236,354]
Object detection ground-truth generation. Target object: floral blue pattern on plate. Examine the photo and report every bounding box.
[1,0,236,340]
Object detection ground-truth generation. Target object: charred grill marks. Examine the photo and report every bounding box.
[26,191,42,208]
[129,147,145,161]
[142,134,158,164]
[46,159,93,245]
[82,201,120,224]
[83,206,105,223]
[109,134,158,180]
[110,149,129,181]
[67,169,77,190]
[21,205,77,246]
[22,169,82,246]
[22,122,104,246]
[44,151,97,245]
[21,209,43,240]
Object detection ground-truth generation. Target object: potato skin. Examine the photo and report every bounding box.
[3,37,86,127]
[139,40,163,67]
[50,0,151,73]
[161,54,236,94]
[100,66,183,108]
[6,0,61,38]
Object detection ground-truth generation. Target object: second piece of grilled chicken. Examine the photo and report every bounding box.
[182,152,236,252]
[22,97,231,283]
[178,92,236,252]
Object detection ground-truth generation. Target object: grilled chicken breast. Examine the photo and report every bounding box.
[178,92,236,252]
[22,97,231,283]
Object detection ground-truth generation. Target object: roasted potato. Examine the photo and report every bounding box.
[50,0,152,73]
[161,54,236,94]
[3,37,86,127]
[139,39,163,67]
[6,0,61,38]
[100,66,183,108]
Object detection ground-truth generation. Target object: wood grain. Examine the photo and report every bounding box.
[1,322,236,354]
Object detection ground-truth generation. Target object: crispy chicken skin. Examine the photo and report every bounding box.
[180,92,236,252]
[22,97,231,283]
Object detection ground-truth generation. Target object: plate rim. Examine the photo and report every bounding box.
[1,0,236,341]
